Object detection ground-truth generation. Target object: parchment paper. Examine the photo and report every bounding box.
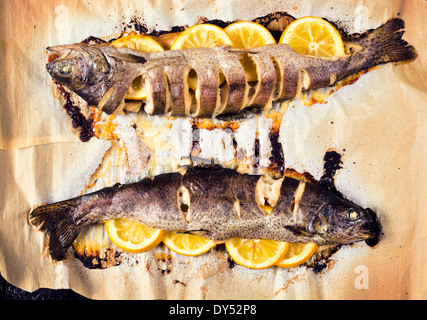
[0,0,426,300]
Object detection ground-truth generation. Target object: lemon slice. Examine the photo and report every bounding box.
[111,34,165,52]
[105,218,165,253]
[111,35,164,100]
[275,242,318,268]
[170,24,233,50]
[162,231,217,256]
[224,21,276,49]
[225,238,289,269]
[279,17,345,57]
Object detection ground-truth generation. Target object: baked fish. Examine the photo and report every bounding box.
[29,167,381,261]
[45,18,415,117]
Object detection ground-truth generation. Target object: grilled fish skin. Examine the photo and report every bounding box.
[29,168,381,261]
[46,18,416,117]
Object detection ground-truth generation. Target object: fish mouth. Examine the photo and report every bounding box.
[46,47,64,76]
[46,62,54,77]
[364,208,382,247]
[45,60,61,79]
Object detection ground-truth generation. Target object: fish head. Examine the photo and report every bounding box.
[46,44,110,91]
[310,203,381,245]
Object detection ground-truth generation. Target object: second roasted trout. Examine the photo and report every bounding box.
[29,167,381,261]
[45,18,415,117]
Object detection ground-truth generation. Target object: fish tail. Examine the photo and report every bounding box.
[357,17,417,67]
[29,200,79,261]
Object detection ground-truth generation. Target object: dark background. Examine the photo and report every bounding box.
[0,272,87,300]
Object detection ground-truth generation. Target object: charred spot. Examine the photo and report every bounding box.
[311,260,329,273]
[120,12,296,44]
[254,136,260,167]
[148,25,187,37]
[74,248,121,269]
[191,121,201,155]
[268,130,285,174]
[154,251,174,275]
[81,36,107,45]
[173,280,187,287]
[305,245,341,273]
[199,18,233,29]
[232,136,238,149]
[319,149,343,197]
[125,16,149,34]
[55,82,94,142]
[227,256,237,269]
[252,11,296,41]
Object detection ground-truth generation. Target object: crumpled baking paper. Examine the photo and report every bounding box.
[0,0,426,299]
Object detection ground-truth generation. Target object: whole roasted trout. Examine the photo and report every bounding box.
[29,168,381,261]
[45,18,415,117]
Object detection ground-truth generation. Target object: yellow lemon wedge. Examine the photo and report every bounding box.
[225,238,289,269]
[105,218,165,253]
[224,21,276,49]
[111,35,164,100]
[170,24,233,50]
[279,17,345,57]
[275,242,318,268]
[162,231,217,256]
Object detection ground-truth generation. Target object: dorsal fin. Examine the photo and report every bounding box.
[180,156,223,171]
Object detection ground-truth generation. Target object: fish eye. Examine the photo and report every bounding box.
[347,210,360,221]
[58,63,72,76]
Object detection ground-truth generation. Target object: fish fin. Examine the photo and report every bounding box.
[29,201,79,261]
[215,106,259,121]
[98,46,148,114]
[284,226,312,237]
[181,156,223,170]
[98,77,146,114]
[358,18,417,66]
[104,45,149,64]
